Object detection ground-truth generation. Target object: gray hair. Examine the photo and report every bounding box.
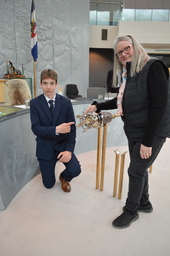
[112,35,150,87]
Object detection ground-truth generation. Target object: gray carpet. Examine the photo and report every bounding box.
[0,139,170,256]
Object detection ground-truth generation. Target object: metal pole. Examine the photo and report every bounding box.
[33,62,37,97]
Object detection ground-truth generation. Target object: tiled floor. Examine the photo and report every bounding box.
[0,140,170,256]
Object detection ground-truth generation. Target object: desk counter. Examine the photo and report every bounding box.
[0,106,39,210]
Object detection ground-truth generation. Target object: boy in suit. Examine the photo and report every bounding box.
[30,69,81,192]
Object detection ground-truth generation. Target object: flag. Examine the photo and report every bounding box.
[30,0,38,62]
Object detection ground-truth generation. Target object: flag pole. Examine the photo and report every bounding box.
[31,0,38,98]
[33,62,37,98]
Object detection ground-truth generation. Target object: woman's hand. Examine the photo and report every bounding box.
[84,105,97,114]
[140,144,152,159]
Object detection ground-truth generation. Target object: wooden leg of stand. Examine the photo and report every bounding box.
[96,127,102,189]
[100,124,108,191]
[149,165,153,173]
[113,150,120,197]
[118,151,127,200]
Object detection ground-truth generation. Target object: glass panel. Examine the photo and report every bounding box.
[97,11,110,25]
[107,4,121,25]
[135,9,152,21]
[97,3,110,25]
[152,10,169,21]
[90,10,97,25]
[89,3,170,25]
[112,7,121,25]
[122,9,135,21]
[90,3,97,25]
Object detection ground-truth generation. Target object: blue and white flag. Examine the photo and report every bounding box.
[30,0,38,62]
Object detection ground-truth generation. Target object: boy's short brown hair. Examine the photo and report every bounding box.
[40,69,58,83]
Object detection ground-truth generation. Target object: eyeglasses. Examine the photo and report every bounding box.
[116,45,133,57]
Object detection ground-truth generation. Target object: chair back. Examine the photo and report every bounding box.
[66,84,78,96]
[5,79,32,105]
[87,87,106,99]
[66,84,82,99]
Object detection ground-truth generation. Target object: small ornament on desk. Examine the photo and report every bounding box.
[4,60,25,79]
[24,99,30,108]
[22,63,25,76]
[58,86,62,95]
[6,60,9,74]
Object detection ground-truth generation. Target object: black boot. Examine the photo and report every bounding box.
[112,210,139,229]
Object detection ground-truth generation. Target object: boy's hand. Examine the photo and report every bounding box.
[57,151,72,163]
[56,122,74,134]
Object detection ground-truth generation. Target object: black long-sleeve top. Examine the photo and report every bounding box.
[95,61,169,147]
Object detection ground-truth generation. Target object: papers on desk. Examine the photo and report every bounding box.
[14,105,30,109]
[104,93,117,100]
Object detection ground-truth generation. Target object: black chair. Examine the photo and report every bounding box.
[66,84,82,99]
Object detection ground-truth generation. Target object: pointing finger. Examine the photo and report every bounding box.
[67,122,75,126]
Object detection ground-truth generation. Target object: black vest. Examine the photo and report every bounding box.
[121,58,170,141]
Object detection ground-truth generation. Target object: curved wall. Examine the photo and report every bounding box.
[0,109,39,210]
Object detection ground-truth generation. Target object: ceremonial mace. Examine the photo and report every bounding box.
[76,112,120,132]
[76,112,120,191]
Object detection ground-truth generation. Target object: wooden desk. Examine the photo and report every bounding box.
[0,79,6,102]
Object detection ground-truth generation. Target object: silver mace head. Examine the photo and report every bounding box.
[76,112,120,132]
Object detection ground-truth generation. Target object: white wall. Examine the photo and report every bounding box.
[90,25,118,49]
[90,21,170,53]
[118,21,170,53]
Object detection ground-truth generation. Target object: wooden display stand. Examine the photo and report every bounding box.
[113,150,127,199]
[95,120,153,199]
[96,124,108,191]
[95,123,127,198]
[95,124,127,198]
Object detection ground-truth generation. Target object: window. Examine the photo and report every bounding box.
[122,9,135,21]
[152,9,169,21]
[136,9,152,21]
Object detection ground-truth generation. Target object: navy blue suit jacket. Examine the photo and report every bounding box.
[30,93,76,160]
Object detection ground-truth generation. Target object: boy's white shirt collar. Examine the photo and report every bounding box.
[44,93,56,103]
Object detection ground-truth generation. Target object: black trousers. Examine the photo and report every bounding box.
[126,136,166,211]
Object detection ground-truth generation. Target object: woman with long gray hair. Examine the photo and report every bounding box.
[84,35,170,228]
